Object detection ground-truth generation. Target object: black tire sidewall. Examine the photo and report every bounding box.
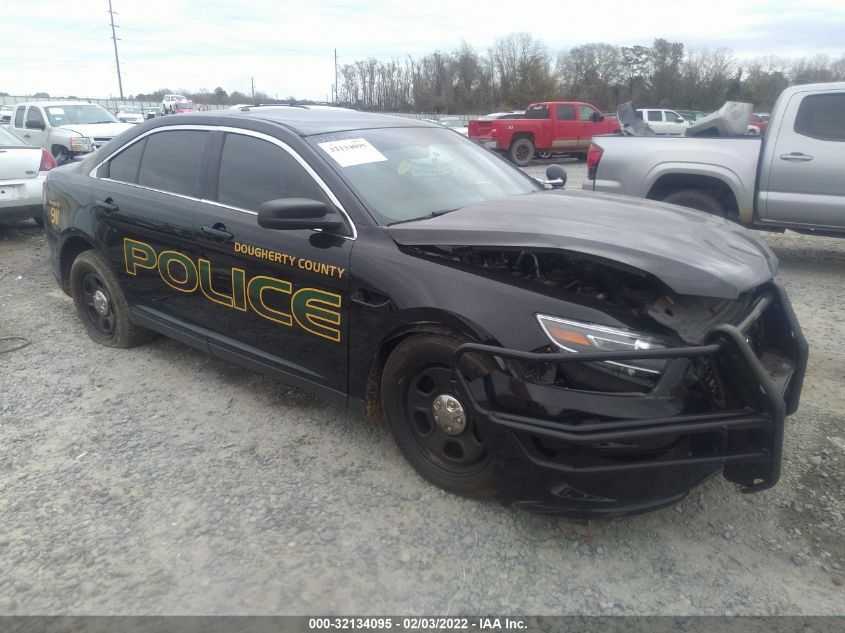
[381,334,496,498]
[69,250,153,348]
[510,138,534,167]
[661,189,724,216]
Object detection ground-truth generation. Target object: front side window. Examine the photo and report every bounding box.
[556,105,575,121]
[26,107,45,127]
[217,133,326,211]
[310,127,540,224]
[138,130,209,196]
[579,105,596,122]
[647,111,663,122]
[794,93,845,142]
[665,111,684,123]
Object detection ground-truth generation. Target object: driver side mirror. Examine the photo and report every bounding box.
[591,112,604,123]
[257,198,345,232]
[26,119,45,130]
[545,164,567,189]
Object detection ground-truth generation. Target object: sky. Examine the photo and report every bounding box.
[3,0,844,101]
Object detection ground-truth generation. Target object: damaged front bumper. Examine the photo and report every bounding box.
[451,284,808,516]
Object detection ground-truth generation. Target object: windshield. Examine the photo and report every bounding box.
[310,127,540,224]
[0,126,26,146]
[45,104,118,126]
[439,118,464,128]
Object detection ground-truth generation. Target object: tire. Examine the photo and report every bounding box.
[381,334,496,498]
[509,137,535,167]
[69,250,156,348]
[660,188,725,217]
[51,145,69,165]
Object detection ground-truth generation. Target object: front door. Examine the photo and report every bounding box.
[192,130,352,395]
[760,90,845,229]
[576,104,601,149]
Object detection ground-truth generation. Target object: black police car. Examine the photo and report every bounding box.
[43,106,808,516]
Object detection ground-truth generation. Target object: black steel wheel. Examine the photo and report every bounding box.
[382,334,496,497]
[69,250,156,348]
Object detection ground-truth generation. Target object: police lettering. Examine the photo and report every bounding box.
[124,238,342,342]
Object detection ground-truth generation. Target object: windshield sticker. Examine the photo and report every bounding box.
[318,138,387,167]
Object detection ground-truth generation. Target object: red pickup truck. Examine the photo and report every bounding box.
[468,101,620,166]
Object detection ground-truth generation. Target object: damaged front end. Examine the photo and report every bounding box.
[422,246,808,516]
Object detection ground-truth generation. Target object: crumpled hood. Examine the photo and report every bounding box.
[60,122,134,138]
[388,190,778,299]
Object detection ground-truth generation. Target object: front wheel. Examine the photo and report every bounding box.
[381,334,496,498]
[51,145,69,165]
[69,250,156,348]
[509,137,535,167]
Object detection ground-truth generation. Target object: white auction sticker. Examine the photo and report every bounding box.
[51,107,65,114]
[318,138,388,167]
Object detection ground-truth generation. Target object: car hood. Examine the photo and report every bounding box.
[387,190,778,299]
[60,122,134,137]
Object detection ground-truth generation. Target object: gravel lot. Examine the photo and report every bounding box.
[1,160,843,615]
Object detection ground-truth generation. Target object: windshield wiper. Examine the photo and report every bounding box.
[387,208,458,226]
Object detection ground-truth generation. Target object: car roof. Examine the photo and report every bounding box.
[210,106,439,136]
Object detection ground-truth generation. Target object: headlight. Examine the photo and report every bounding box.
[536,314,669,377]
[69,137,93,153]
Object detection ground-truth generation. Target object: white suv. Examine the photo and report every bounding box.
[161,94,187,114]
[636,109,691,135]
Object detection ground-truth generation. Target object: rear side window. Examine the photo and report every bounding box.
[104,138,147,183]
[555,105,575,121]
[138,130,209,196]
[647,111,662,122]
[216,133,326,211]
[524,105,550,119]
[794,93,845,141]
[14,107,25,128]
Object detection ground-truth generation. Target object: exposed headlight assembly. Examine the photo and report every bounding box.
[536,314,670,377]
[69,136,93,153]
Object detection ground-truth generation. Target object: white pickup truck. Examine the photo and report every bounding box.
[583,82,845,236]
[10,102,133,164]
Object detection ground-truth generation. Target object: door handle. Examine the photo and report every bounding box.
[201,224,233,241]
[779,152,813,162]
[95,198,119,214]
[23,134,31,139]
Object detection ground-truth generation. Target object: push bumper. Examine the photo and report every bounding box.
[451,284,808,516]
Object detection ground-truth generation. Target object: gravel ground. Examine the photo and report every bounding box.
[1,161,843,615]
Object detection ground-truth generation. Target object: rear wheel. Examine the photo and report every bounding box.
[660,188,725,217]
[381,334,495,498]
[509,137,535,167]
[69,250,156,348]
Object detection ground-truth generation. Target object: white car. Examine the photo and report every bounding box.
[161,94,187,114]
[437,116,468,136]
[0,126,57,226]
[637,108,691,135]
[115,106,144,124]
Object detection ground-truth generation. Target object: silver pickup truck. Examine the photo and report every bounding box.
[582,82,845,236]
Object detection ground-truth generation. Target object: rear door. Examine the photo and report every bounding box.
[22,106,48,149]
[92,127,212,334]
[552,104,579,151]
[760,90,845,229]
[191,129,352,396]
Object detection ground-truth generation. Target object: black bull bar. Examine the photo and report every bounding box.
[451,291,808,494]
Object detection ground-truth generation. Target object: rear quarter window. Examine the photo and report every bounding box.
[137,130,209,197]
[794,93,845,141]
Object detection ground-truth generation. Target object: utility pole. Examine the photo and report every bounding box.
[334,48,338,103]
[107,0,124,99]
[251,77,255,104]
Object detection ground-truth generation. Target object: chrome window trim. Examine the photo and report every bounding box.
[88,124,357,239]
